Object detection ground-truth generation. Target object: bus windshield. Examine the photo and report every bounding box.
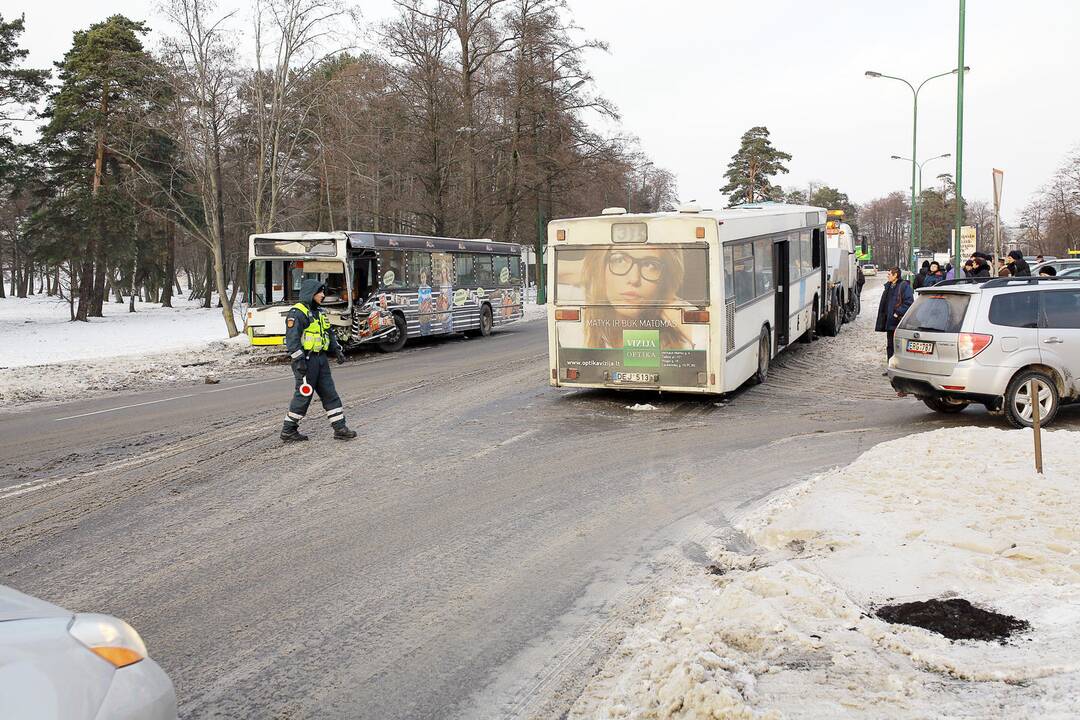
[250,259,348,306]
[555,246,709,306]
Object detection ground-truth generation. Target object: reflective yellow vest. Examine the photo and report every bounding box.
[292,303,332,353]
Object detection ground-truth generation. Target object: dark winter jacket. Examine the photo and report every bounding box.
[913,269,928,289]
[1009,258,1032,277]
[285,278,341,359]
[924,271,947,287]
[875,279,914,332]
[970,260,992,278]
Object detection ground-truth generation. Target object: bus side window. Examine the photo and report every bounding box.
[377,249,406,288]
[455,254,475,286]
[407,251,433,287]
[474,256,493,287]
[732,243,755,305]
[799,230,813,277]
[788,232,800,281]
[811,229,823,269]
[723,246,734,301]
[753,238,773,295]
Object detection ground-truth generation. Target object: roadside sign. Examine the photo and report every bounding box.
[992,168,1004,211]
[950,226,977,258]
[1069,249,1080,256]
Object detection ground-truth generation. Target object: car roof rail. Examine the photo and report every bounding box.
[933,278,986,287]
[981,276,1074,289]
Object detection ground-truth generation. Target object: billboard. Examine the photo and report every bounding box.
[554,246,710,387]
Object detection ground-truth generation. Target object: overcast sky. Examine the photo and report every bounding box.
[16,0,1079,221]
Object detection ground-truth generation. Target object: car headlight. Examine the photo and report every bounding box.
[68,614,148,668]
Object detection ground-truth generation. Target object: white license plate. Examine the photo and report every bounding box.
[906,340,935,355]
[612,372,659,384]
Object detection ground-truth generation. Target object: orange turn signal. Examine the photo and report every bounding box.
[555,308,580,322]
[695,226,706,239]
[91,647,143,668]
[682,310,710,324]
[556,229,566,241]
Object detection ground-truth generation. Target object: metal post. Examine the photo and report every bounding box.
[954,0,966,276]
[910,96,918,271]
[1030,379,1044,474]
[535,206,547,305]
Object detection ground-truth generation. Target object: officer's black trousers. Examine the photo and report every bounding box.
[283,353,346,428]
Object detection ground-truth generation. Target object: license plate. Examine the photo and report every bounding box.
[612,372,659,384]
[906,340,935,355]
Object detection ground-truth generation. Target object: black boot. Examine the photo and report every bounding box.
[281,423,308,442]
[332,422,357,440]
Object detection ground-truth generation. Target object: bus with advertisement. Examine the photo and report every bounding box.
[245,231,525,352]
[547,203,827,394]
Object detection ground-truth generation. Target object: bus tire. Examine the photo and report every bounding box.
[752,327,771,385]
[477,303,494,337]
[377,313,408,353]
[818,299,839,337]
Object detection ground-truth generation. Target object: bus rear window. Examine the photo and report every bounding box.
[555,246,708,305]
[899,293,970,333]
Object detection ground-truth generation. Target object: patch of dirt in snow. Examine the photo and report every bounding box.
[876,598,1029,642]
[570,427,1080,719]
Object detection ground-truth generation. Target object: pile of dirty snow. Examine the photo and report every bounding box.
[571,427,1080,719]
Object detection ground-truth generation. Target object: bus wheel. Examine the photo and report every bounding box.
[818,301,839,338]
[752,328,771,385]
[378,313,408,353]
[478,304,494,337]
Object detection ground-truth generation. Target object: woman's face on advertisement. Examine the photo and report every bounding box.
[604,249,666,313]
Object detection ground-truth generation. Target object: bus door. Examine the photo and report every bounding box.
[773,239,790,347]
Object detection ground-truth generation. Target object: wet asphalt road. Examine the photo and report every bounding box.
[3,305,1067,719]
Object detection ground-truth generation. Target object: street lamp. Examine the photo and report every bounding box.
[890,153,951,251]
[866,66,970,271]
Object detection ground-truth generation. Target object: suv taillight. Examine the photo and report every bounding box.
[958,333,992,360]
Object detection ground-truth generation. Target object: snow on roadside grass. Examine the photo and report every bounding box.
[571,427,1080,719]
[0,293,241,368]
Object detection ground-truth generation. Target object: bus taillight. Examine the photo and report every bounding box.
[555,308,580,322]
[682,310,710,324]
[565,368,580,380]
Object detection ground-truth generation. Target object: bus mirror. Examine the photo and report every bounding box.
[861,236,868,255]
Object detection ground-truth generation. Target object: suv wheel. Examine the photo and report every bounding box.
[923,396,970,414]
[1005,370,1059,428]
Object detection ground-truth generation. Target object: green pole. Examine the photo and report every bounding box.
[535,207,547,305]
[910,95,918,272]
[954,0,966,275]
[916,161,923,254]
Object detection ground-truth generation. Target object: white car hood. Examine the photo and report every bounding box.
[0,585,71,622]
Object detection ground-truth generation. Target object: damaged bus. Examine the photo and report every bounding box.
[547,203,827,394]
[245,231,525,352]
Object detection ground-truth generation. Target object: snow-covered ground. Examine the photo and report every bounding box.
[571,427,1080,719]
[0,293,549,407]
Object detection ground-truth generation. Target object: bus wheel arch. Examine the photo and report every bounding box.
[377,311,409,353]
[468,302,494,337]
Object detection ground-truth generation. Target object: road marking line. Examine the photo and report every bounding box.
[470,429,539,459]
[52,378,282,422]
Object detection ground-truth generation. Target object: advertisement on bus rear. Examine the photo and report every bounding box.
[555,246,709,387]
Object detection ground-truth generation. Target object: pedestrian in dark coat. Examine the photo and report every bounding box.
[1007,250,1032,277]
[280,278,357,442]
[913,261,931,289]
[876,267,914,366]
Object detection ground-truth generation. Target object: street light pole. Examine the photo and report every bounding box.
[954,0,968,277]
[891,153,950,251]
[866,67,969,271]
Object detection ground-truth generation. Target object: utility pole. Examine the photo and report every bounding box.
[954,0,967,276]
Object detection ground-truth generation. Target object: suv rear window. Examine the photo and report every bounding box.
[989,292,1038,328]
[900,293,969,333]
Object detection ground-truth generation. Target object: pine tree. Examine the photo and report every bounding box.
[720,126,791,206]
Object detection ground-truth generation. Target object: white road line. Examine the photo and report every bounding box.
[470,429,539,459]
[52,378,283,422]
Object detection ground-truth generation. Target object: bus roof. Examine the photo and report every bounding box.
[550,203,827,242]
[346,232,521,254]
[248,231,522,255]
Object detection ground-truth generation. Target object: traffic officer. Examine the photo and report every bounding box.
[281,278,357,442]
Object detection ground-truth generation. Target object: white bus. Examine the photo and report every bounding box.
[547,203,827,394]
[245,231,525,352]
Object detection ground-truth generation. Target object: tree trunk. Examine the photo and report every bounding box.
[161,221,175,308]
[203,248,213,308]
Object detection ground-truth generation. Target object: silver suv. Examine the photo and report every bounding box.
[888,277,1080,427]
